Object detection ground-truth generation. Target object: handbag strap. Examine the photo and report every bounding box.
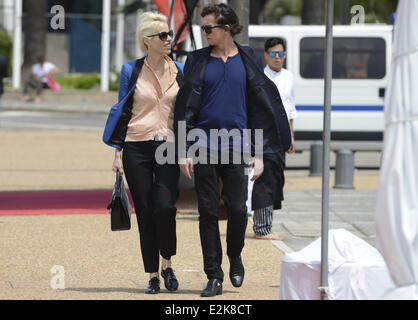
[127,59,144,91]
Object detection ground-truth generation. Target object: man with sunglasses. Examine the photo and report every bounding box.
[174,4,291,297]
[250,38,297,241]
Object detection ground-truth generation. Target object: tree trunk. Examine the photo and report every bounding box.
[338,0,350,25]
[228,0,249,45]
[302,0,325,25]
[23,0,47,79]
[249,0,261,24]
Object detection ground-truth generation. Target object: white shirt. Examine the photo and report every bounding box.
[32,62,56,83]
[264,65,297,121]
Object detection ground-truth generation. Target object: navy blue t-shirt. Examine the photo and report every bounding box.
[194,53,248,152]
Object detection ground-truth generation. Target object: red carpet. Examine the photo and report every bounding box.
[0,190,134,216]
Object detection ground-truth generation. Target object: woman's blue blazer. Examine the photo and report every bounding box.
[102,58,184,149]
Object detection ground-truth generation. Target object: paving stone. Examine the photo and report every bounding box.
[351,222,377,237]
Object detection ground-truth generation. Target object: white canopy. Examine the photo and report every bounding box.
[279,229,395,300]
[374,0,418,299]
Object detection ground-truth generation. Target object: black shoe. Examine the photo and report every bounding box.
[161,267,179,292]
[229,255,245,287]
[200,279,223,297]
[145,277,160,294]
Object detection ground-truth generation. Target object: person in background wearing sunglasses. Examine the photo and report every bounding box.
[103,12,184,294]
[174,4,291,297]
[250,38,297,241]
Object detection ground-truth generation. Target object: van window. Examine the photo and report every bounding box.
[300,37,386,79]
[249,37,287,69]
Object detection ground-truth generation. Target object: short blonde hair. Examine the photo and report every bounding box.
[137,12,168,53]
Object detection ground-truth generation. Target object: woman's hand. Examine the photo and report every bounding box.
[250,157,264,181]
[179,158,194,180]
[112,149,124,175]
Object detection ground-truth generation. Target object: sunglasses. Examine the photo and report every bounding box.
[201,24,225,34]
[147,30,174,41]
[268,51,286,58]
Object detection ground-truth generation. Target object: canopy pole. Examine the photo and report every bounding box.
[101,0,111,92]
[320,0,334,301]
[12,0,23,89]
[115,0,125,72]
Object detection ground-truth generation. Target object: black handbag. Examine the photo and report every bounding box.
[107,171,131,231]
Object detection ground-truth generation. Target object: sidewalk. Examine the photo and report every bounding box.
[0,88,114,114]
[0,129,284,300]
[0,213,284,300]
[0,93,381,299]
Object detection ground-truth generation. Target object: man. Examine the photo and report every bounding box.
[23,56,60,103]
[251,38,297,241]
[0,53,8,101]
[174,4,291,297]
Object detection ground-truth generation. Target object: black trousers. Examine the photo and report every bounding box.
[23,79,48,95]
[194,151,248,282]
[122,141,179,273]
[252,151,286,211]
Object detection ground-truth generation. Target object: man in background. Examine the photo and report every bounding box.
[23,56,60,103]
[251,37,297,240]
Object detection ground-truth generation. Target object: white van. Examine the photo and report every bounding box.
[184,24,393,141]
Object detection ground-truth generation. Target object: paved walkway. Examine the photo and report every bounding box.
[0,91,382,300]
[272,188,378,253]
[0,129,284,300]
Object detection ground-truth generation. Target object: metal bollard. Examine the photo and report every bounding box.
[334,149,355,189]
[309,141,323,176]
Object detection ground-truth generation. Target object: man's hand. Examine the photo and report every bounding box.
[287,136,295,154]
[179,158,194,180]
[250,157,264,181]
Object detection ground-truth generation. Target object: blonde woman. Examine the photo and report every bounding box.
[103,12,184,294]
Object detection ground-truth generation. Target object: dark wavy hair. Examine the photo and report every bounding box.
[201,3,243,37]
[264,38,286,52]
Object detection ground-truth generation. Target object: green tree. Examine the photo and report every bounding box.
[347,0,398,24]
[0,28,12,76]
[263,0,302,24]
[262,0,398,25]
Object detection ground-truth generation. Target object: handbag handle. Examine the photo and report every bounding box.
[108,170,122,210]
[116,170,122,191]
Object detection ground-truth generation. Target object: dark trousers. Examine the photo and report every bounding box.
[122,141,179,273]
[252,151,285,211]
[194,151,248,282]
[23,79,48,95]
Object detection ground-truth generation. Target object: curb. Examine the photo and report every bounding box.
[0,100,110,114]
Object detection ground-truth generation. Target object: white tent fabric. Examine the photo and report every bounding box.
[373,0,418,299]
[279,229,395,300]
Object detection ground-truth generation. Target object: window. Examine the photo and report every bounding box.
[300,37,386,79]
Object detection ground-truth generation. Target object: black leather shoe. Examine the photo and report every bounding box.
[145,277,160,294]
[229,255,245,287]
[161,267,179,292]
[200,279,222,297]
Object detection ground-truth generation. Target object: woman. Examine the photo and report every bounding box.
[103,12,184,294]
